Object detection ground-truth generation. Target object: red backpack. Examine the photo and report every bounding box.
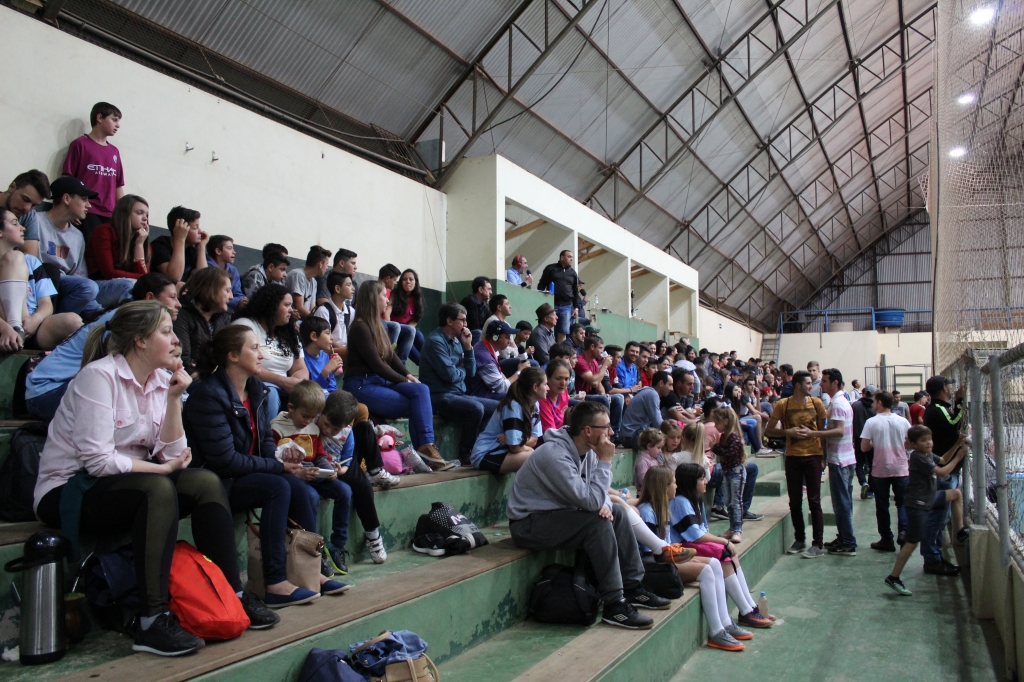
[169,541,250,640]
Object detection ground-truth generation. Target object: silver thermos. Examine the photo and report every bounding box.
[5,532,71,665]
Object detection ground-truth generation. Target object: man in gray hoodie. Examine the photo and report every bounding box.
[507,401,666,629]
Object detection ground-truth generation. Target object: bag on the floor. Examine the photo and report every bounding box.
[641,557,684,599]
[169,541,249,640]
[413,502,488,556]
[246,512,324,598]
[528,556,600,626]
[348,630,439,681]
[298,648,366,682]
[0,421,48,522]
[77,548,140,635]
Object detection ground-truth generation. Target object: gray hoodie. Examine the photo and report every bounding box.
[506,426,612,521]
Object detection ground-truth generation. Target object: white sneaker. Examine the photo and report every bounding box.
[369,468,400,489]
[757,448,774,456]
[365,535,387,564]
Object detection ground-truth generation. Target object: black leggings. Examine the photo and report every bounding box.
[37,469,239,616]
[341,421,382,532]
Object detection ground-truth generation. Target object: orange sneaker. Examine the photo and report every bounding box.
[707,630,745,651]
[656,543,697,564]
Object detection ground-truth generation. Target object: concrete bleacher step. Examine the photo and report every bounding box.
[753,470,786,496]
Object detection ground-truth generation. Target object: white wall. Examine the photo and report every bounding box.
[778,330,933,388]
[0,7,447,289]
[698,307,764,359]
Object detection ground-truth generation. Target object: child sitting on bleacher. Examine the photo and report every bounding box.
[269,380,351,592]
[301,315,343,393]
[660,420,684,465]
[634,428,665,495]
[678,421,709,478]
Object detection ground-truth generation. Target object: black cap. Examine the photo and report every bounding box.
[925,375,953,396]
[50,176,98,202]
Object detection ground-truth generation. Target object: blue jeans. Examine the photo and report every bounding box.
[739,417,759,452]
[870,474,909,541]
[828,463,857,548]
[921,473,959,563]
[227,472,317,586]
[722,465,746,533]
[584,393,624,435]
[712,461,759,513]
[384,321,415,363]
[58,274,133,315]
[555,305,573,335]
[265,384,285,419]
[408,328,425,365]
[344,374,435,448]
[310,478,353,548]
[432,392,498,459]
[26,383,69,420]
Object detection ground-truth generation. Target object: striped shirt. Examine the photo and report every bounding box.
[825,392,856,466]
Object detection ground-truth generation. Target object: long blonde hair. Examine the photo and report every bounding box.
[637,466,674,539]
[81,300,172,367]
[711,406,742,440]
[354,280,394,361]
[681,421,706,466]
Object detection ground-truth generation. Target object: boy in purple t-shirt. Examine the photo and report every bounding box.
[62,102,125,242]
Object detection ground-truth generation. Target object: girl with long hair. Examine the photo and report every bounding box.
[233,283,308,417]
[390,268,426,364]
[343,281,448,468]
[679,421,709,477]
[85,194,151,279]
[726,381,760,455]
[174,266,233,377]
[660,420,684,466]
[35,303,278,656]
[469,366,547,473]
[539,359,571,432]
[711,406,747,542]
[637,465,766,652]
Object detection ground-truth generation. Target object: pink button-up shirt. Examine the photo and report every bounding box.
[33,353,187,509]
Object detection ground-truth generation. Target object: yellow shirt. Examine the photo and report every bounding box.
[770,396,826,456]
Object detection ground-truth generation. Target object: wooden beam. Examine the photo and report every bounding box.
[631,268,651,278]
[578,237,595,250]
[578,247,608,263]
[669,284,684,292]
[504,218,546,240]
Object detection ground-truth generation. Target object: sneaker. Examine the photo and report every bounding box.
[870,538,896,552]
[756,448,775,456]
[885,575,912,596]
[725,623,754,640]
[823,537,841,550]
[321,579,350,595]
[709,506,729,521]
[417,444,455,471]
[132,612,203,656]
[402,448,433,474]
[601,599,654,629]
[707,629,745,651]
[737,609,772,628]
[860,483,870,500]
[923,561,957,576]
[786,540,806,554]
[369,468,400,489]
[365,535,388,564]
[656,543,697,564]
[802,545,825,558]
[326,542,349,575]
[412,533,447,557]
[866,491,874,499]
[956,527,970,544]
[828,545,857,556]
[897,530,907,547]
[625,584,671,610]
[240,593,280,630]
[751,605,776,622]
[743,511,764,521]
[941,559,962,574]
[320,552,334,578]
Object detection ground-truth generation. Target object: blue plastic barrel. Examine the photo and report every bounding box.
[874,308,905,327]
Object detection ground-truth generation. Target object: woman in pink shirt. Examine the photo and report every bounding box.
[390,269,425,364]
[539,359,572,433]
[33,301,276,656]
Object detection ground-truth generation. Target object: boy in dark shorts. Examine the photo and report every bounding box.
[885,426,969,596]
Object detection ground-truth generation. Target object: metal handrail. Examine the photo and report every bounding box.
[777,307,933,333]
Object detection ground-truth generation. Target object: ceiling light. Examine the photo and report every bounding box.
[970,6,996,25]
[958,93,976,105]
[949,147,967,158]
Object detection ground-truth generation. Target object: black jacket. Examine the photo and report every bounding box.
[173,295,232,376]
[537,263,580,308]
[459,294,490,332]
[924,398,965,474]
[851,394,875,458]
[183,369,281,489]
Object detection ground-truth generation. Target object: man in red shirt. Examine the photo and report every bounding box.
[574,335,624,437]
[62,102,125,242]
[908,391,929,425]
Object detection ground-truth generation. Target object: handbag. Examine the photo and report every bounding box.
[641,557,684,600]
[348,630,438,681]
[246,512,324,598]
[299,648,366,682]
[528,553,600,626]
[169,541,249,640]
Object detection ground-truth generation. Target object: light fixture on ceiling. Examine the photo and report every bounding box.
[958,93,976,105]
[969,6,996,25]
[949,147,967,158]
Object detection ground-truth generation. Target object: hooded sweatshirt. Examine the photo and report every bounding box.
[506,426,611,521]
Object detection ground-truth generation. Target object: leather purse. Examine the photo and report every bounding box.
[247,513,324,597]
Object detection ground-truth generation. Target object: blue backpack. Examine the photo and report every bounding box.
[299,648,364,682]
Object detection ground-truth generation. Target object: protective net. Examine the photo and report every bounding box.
[932,1,1024,558]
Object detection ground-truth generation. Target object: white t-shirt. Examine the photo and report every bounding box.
[234,318,302,378]
[860,412,911,478]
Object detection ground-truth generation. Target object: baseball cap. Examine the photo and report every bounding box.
[925,375,953,396]
[864,384,878,395]
[50,176,98,202]
[486,319,516,338]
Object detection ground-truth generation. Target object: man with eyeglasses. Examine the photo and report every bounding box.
[420,301,499,465]
[507,401,668,630]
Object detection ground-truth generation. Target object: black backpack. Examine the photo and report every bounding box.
[641,557,684,599]
[0,421,49,521]
[313,302,337,332]
[529,554,600,626]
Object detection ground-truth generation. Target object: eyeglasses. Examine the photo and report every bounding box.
[455,317,467,323]
[588,424,613,431]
